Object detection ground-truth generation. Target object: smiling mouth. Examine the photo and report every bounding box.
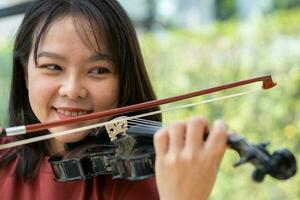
[53,107,92,118]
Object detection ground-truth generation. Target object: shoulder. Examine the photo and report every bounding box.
[0,136,13,144]
[0,136,13,146]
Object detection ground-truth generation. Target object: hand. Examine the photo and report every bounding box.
[154,116,228,200]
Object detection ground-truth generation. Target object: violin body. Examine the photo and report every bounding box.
[49,125,158,181]
[49,142,117,181]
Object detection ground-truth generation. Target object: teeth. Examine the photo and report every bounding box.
[57,109,88,117]
[71,112,77,116]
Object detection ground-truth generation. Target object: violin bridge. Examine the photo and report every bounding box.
[105,117,128,141]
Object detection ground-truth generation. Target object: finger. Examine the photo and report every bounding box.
[185,116,209,149]
[227,130,237,143]
[205,120,228,156]
[154,128,169,157]
[168,122,186,153]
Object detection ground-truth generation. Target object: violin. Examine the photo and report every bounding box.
[0,75,297,182]
[48,117,297,183]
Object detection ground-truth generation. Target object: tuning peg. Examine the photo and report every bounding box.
[233,156,251,167]
[252,169,267,182]
[256,141,270,149]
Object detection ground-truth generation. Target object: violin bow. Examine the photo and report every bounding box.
[0,88,264,150]
[0,75,275,138]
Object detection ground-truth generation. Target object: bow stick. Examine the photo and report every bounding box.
[0,89,261,150]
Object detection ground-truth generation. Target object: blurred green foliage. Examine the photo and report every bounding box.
[273,0,300,10]
[141,9,300,200]
[216,0,237,20]
[0,42,12,126]
[215,0,300,20]
[0,8,299,200]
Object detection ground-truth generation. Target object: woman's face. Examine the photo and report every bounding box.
[26,16,119,153]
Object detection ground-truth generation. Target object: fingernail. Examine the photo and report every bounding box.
[213,119,227,130]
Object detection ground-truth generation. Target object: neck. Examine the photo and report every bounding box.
[48,139,65,155]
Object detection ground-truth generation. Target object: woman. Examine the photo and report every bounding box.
[0,0,227,199]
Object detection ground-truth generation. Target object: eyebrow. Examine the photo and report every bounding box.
[37,51,111,62]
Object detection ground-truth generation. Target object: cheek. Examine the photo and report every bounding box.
[27,73,57,122]
[28,81,49,121]
[28,83,47,105]
[91,78,119,111]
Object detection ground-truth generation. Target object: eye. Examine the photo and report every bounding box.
[38,64,62,71]
[89,67,110,75]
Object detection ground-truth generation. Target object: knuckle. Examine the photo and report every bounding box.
[165,154,182,166]
[183,149,200,164]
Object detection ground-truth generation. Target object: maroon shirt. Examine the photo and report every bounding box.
[0,138,159,200]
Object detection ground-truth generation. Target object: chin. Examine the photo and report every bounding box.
[51,129,89,143]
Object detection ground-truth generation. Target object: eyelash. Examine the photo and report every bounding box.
[38,64,62,71]
[89,67,110,75]
[37,64,110,75]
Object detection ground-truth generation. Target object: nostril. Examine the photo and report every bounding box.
[79,88,88,99]
[58,86,85,100]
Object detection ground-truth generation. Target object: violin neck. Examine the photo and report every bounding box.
[127,125,161,137]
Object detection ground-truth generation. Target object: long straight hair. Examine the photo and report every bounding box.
[1,0,161,181]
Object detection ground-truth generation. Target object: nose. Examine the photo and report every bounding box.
[58,74,88,99]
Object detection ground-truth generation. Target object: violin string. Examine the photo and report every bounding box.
[130,119,162,125]
[129,118,162,125]
[128,119,163,127]
[127,122,161,129]
[127,118,164,132]
[127,121,162,129]
[125,124,162,133]
[0,88,261,150]
[126,119,163,135]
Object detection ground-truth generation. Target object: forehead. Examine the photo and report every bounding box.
[37,15,108,56]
